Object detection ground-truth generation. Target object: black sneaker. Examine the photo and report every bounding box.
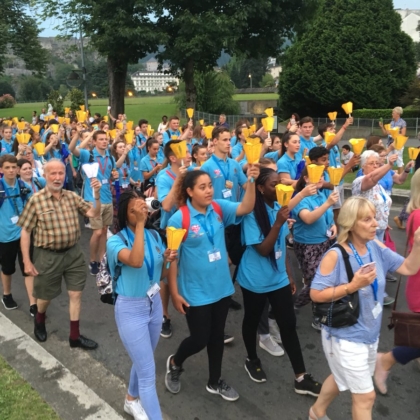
[29,304,38,317]
[244,358,267,383]
[161,316,172,338]
[89,261,99,276]
[165,355,184,394]
[223,334,234,344]
[229,298,242,310]
[2,294,18,310]
[294,373,322,397]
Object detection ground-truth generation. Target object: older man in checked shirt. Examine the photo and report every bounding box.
[18,159,102,350]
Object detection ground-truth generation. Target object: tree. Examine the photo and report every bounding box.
[414,42,420,64]
[259,73,276,88]
[400,78,420,107]
[1,1,48,75]
[18,77,51,102]
[38,0,161,115]
[279,0,417,117]
[155,0,317,108]
[67,88,85,113]
[225,56,268,88]
[0,80,15,97]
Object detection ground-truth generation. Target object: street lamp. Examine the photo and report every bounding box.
[91,92,97,98]
[249,73,252,89]
[127,91,133,97]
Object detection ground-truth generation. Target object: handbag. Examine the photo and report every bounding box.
[312,243,360,328]
[388,216,420,348]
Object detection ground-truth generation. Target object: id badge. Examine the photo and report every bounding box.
[10,216,19,224]
[102,179,109,185]
[326,229,332,238]
[122,183,129,188]
[147,283,161,299]
[225,180,233,189]
[208,249,221,263]
[222,189,232,198]
[275,249,282,260]
[372,302,382,319]
[134,167,139,171]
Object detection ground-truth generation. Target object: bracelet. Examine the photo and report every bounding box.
[94,196,100,200]
[404,169,410,173]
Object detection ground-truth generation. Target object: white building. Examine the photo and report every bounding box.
[395,9,420,42]
[131,71,179,93]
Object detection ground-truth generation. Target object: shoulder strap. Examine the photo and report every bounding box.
[180,205,190,241]
[333,243,354,283]
[89,150,94,163]
[0,179,5,208]
[17,179,29,204]
[116,231,128,245]
[211,201,223,219]
[112,231,129,283]
[33,178,42,190]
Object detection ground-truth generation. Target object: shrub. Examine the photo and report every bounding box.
[0,94,16,109]
[353,108,420,119]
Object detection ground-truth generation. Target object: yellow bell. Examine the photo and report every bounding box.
[170,141,187,159]
[203,126,214,140]
[199,119,204,126]
[166,227,187,250]
[327,167,344,186]
[275,184,294,206]
[103,116,109,123]
[246,137,261,146]
[249,124,256,134]
[388,127,399,140]
[394,135,408,151]
[12,117,19,124]
[30,124,40,133]
[64,118,70,125]
[262,117,274,132]
[126,121,134,131]
[264,108,274,118]
[149,129,155,137]
[304,156,311,165]
[3,120,12,126]
[147,124,153,137]
[243,142,262,164]
[408,147,420,160]
[241,128,250,139]
[50,124,59,134]
[328,112,337,121]
[307,164,325,184]
[34,143,46,156]
[349,138,366,155]
[383,124,391,131]
[186,108,194,119]
[76,111,86,122]
[17,121,26,131]
[80,105,85,111]
[16,133,31,144]
[324,132,335,145]
[65,107,70,114]
[116,122,123,130]
[342,102,353,115]
[108,130,117,140]
[125,130,134,144]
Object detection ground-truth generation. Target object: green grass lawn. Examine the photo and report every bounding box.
[233,93,279,101]
[0,356,60,420]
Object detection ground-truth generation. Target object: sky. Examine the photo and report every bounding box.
[38,0,420,37]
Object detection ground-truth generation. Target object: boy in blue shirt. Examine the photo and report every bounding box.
[298,117,318,157]
[136,119,149,159]
[0,155,35,315]
[0,127,15,156]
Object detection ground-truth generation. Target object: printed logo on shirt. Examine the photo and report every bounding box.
[190,225,203,238]
[213,169,222,178]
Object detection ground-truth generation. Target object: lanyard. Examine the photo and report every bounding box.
[166,169,176,180]
[196,213,215,248]
[378,186,388,205]
[211,155,230,180]
[348,242,378,302]
[31,181,37,193]
[2,181,21,215]
[125,228,155,282]
[150,159,157,168]
[97,156,109,176]
[267,210,283,248]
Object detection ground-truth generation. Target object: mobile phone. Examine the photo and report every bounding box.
[107,106,111,111]
[360,262,376,274]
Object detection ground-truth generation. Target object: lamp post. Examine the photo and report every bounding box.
[78,17,89,112]
[249,73,252,89]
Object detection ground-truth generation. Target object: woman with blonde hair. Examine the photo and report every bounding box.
[309,196,420,420]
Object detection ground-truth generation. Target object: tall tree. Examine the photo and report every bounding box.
[38,0,161,115]
[155,0,317,108]
[1,1,48,75]
[279,0,417,117]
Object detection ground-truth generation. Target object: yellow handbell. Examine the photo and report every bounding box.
[30,125,40,133]
[327,167,344,186]
[261,117,274,132]
[328,112,337,121]
[50,124,59,134]
[103,116,109,123]
[388,127,399,140]
[203,126,214,139]
[342,102,353,115]
[243,142,262,164]
[166,227,187,250]
[186,108,194,119]
[275,184,294,206]
[3,120,12,126]
[65,107,70,114]
[170,140,187,159]
[17,121,26,131]
[34,143,46,156]
[349,138,366,155]
[249,124,256,134]
[12,117,19,124]
[116,122,123,130]
[246,137,261,146]
[242,128,250,138]
[383,124,391,131]
[108,129,117,140]
[76,111,86,122]
[264,108,274,118]
[394,135,408,151]
[307,164,325,184]
[147,124,153,137]
[64,118,70,125]
[408,147,420,160]
[126,121,134,131]
[125,130,134,144]
[304,156,311,165]
[199,119,204,126]
[16,133,31,144]
[80,105,85,111]
[324,132,335,145]
[58,117,64,124]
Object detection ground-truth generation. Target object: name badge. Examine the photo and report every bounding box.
[102,179,109,185]
[147,283,161,299]
[208,249,221,263]
[222,189,232,198]
[134,166,139,171]
[225,180,233,189]
[122,183,129,188]
[372,302,382,319]
[10,216,19,224]
[275,249,282,260]
[326,229,333,238]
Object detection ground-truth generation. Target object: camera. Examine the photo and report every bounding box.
[145,197,161,212]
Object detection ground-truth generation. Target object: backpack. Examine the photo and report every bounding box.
[97,229,160,305]
[33,178,43,191]
[0,178,31,209]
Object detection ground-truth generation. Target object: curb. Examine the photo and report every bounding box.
[343,184,409,206]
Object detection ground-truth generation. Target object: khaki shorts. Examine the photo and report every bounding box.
[89,203,113,230]
[33,244,87,301]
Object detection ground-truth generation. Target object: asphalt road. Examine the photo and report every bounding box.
[2,207,420,420]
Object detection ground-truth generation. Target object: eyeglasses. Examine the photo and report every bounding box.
[366,161,380,166]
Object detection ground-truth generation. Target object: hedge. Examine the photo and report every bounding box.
[353,108,420,119]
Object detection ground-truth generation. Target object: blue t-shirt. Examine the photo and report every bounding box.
[311,241,404,344]
[115,162,131,188]
[136,134,148,160]
[201,155,247,203]
[0,179,32,243]
[140,155,163,184]
[299,136,317,157]
[264,151,280,161]
[378,170,395,196]
[230,136,237,147]
[238,202,290,293]
[106,228,165,298]
[231,142,243,159]
[277,153,299,179]
[168,199,241,306]
[156,166,178,228]
[79,148,115,204]
[292,192,334,244]
[163,130,181,146]
[0,140,14,156]
[186,139,198,154]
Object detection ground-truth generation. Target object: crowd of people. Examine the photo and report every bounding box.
[0,105,420,420]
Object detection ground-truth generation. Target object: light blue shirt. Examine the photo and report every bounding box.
[106,228,165,298]
[277,153,299,179]
[299,136,317,157]
[0,139,14,156]
[115,162,131,187]
[163,129,181,146]
[168,199,240,306]
[79,148,114,204]
[292,192,334,244]
[136,134,148,159]
[140,155,163,184]
[0,179,32,242]
[128,147,144,182]
[201,155,247,203]
[230,136,237,147]
[156,165,177,228]
[311,241,404,344]
[231,142,243,159]
[238,202,290,293]
[264,151,280,161]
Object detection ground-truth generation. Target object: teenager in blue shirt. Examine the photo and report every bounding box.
[136,119,149,159]
[308,147,334,201]
[164,166,259,402]
[140,138,163,191]
[298,117,317,156]
[237,168,322,395]
[277,132,305,188]
[191,143,208,168]
[162,116,181,146]
[263,134,282,161]
[0,126,15,156]
[107,190,177,420]
[17,159,46,193]
[0,155,35,315]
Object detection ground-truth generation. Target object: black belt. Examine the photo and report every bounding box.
[38,245,74,254]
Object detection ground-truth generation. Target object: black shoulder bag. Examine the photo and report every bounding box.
[312,243,360,328]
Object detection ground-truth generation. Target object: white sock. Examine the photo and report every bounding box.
[295,374,305,383]
[259,334,270,341]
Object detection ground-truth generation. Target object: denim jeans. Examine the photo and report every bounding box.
[115,294,163,420]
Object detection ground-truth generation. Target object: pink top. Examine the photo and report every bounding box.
[406,209,420,313]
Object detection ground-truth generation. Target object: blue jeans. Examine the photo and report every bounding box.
[115,294,163,420]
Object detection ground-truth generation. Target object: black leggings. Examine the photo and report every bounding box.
[173,296,230,386]
[241,285,306,375]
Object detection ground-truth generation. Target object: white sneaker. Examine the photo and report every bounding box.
[259,336,284,357]
[268,318,282,344]
[124,399,149,420]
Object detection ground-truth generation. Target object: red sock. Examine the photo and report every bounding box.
[70,320,80,340]
[36,312,46,324]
